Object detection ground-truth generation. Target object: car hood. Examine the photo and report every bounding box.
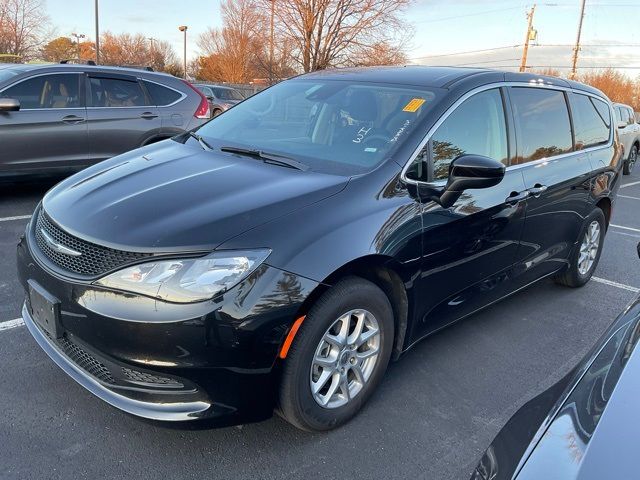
[42,140,348,252]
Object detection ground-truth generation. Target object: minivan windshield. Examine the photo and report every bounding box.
[194,80,438,175]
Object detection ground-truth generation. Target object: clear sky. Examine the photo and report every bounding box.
[46,0,640,76]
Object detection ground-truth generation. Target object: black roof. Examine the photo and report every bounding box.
[297,65,607,98]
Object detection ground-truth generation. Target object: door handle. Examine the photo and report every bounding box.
[61,115,85,124]
[140,112,159,119]
[505,190,529,205]
[528,184,548,197]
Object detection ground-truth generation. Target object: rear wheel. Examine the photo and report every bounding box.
[278,277,394,431]
[623,144,638,175]
[554,208,605,287]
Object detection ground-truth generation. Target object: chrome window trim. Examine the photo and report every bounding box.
[0,71,84,112]
[400,81,615,186]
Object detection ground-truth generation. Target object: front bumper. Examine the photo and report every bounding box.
[17,223,320,425]
[22,303,213,421]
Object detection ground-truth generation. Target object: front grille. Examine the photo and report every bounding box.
[122,367,183,387]
[34,210,152,276]
[59,336,115,384]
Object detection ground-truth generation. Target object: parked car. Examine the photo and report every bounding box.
[471,244,640,479]
[17,66,622,431]
[613,102,640,175]
[0,63,210,178]
[193,83,244,117]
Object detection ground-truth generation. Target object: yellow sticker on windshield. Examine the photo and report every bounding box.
[403,98,426,112]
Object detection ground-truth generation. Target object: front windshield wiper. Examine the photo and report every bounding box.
[220,146,309,171]
[185,131,213,151]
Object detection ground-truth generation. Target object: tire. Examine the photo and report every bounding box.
[623,144,638,175]
[554,208,606,287]
[278,276,394,431]
[212,109,223,118]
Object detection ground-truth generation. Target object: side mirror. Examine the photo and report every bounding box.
[618,120,627,129]
[0,98,20,112]
[438,155,506,208]
[206,95,214,101]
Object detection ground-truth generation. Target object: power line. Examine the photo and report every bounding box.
[413,45,522,60]
[410,43,640,62]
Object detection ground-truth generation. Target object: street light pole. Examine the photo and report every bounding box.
[147,37,156,67]
[179,26,188,79]
[95,0,100,64]
[71,33,86,61]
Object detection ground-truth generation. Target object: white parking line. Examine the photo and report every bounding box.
[0,214,31,222]
[621,180,640,189]
[592,277,640,293]
[618,194,640,201]
[0,318,24,332]
[611,224,640,234]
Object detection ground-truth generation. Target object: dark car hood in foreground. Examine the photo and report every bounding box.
[472,296,640,480]
[43,140,348,252]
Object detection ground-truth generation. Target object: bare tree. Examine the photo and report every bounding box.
[0,0,51,60]
[99,32,178,73]
[196,0,267,83]
[270,0,413,72]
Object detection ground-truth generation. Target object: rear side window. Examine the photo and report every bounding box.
[627,107,636,124]
[89,77,146,107]
[144,81,182,106]
[571,94,610,149]
[0,74,80,109]
[616,106,629,124]
[428,88,508,181]
[510,87,572,164]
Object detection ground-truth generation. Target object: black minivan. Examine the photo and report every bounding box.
[17,66,621,431]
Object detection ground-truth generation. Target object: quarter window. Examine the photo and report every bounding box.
[143,81,182,106]
[0,74,80,109]
[428,88,508,181]
[571,94,610,149]
[89,77,146,107]
[510,87,572,164]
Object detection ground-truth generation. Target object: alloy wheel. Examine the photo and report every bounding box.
[309,309,381,409]
[578,220,601,275]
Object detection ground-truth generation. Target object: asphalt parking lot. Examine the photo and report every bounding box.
[1,171,640,480]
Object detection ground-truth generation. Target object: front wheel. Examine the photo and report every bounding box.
[554,208,606,287]
[278,277,394,431]
[623,144,638,175]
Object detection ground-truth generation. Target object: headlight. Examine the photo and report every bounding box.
[94,249,270,303]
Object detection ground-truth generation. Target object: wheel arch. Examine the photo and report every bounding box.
[294,255,410,361]
[596,196,612,228]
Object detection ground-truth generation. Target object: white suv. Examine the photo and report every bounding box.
[614,102,640,174]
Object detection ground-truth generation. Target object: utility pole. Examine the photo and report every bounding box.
[179,25,188,79]
[95,0,100,64]
[570,0,587,80]
[519,4,536,72]
[269,0,275,85]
